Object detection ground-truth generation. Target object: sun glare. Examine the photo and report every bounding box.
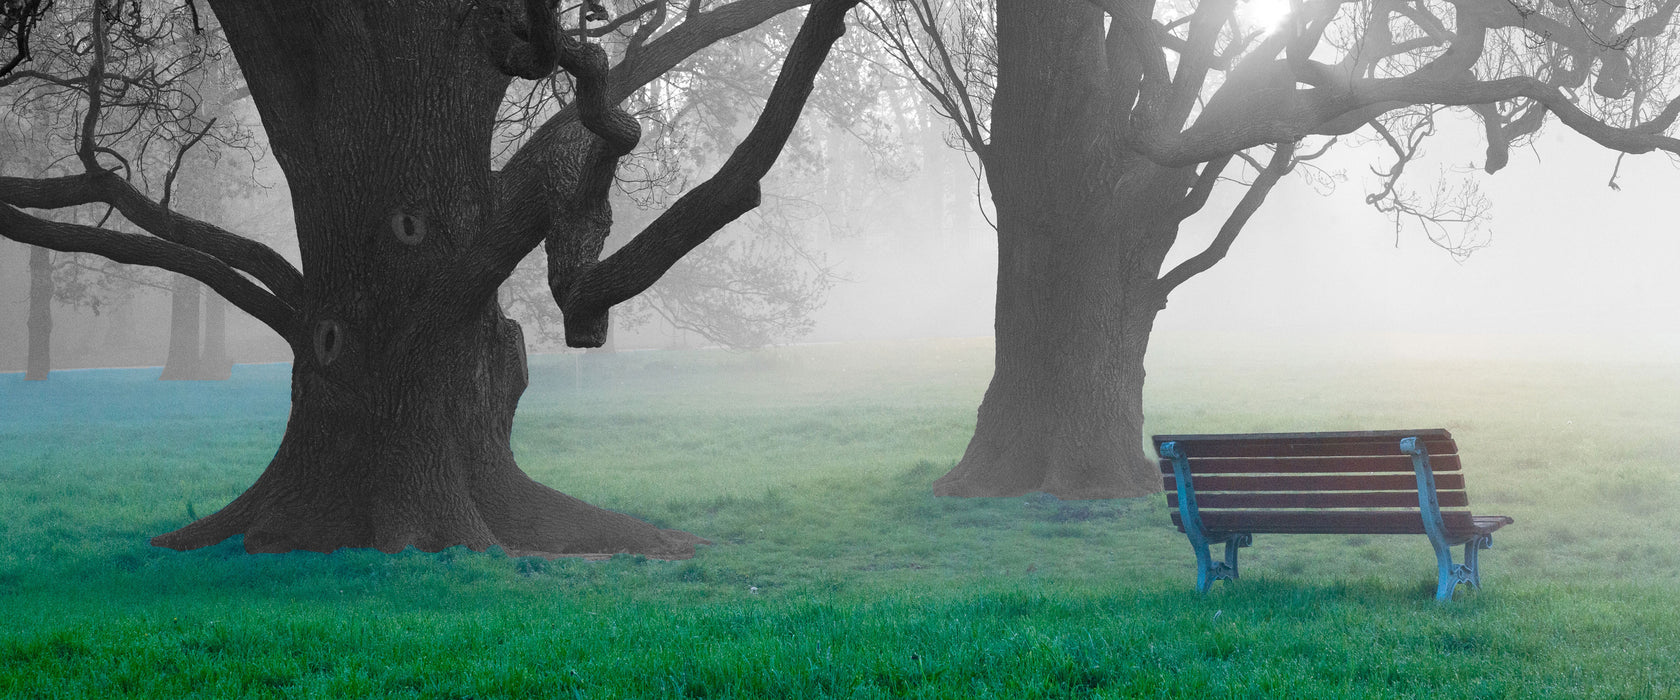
[1237,0,1294,33]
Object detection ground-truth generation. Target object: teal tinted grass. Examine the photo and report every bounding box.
[1,338,1677,698]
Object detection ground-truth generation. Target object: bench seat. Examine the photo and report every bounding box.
[1153,429,1513,601]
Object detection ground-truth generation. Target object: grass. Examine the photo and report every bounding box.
[1,335,1678,698]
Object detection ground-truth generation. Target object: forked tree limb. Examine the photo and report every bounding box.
[0,203,299,335]
[556,0,862,345]
[602,0,811,105]
[1170,154,1233,222]
[487,0,562,80]
[0,172,305,304]
[1135,73,1680,168]
[556,34,639,157]
[77,0,110,173]
[468,0,813,293]
[1157,141,1295,296]
[864,0,988,156]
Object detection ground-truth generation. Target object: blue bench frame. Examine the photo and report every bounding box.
[1160,435,1506,601]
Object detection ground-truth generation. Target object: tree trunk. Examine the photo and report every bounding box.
[200,290,232,380]
[159,274,202,380]
[933,0,1192,499]
[141,0,719,558]
[933,180,1183,499]
[24,245,51,380]
[151,303,702,557]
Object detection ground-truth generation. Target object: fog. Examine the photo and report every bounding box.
[802,112,1680,365]
[4,110,1678,372]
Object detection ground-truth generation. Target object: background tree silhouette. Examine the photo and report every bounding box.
[873,0,1680,498]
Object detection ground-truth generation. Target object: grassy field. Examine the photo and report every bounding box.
[1,335,1677,698]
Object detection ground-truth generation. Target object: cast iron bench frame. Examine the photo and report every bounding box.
[1153,429,1514,601]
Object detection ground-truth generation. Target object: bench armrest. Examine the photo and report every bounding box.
[1403,435,1480,600]
[1399,436,1452,540]
[1161,441,1211,545]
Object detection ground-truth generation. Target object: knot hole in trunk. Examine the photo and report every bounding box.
[391,211,427,246]
[314,319,346,366]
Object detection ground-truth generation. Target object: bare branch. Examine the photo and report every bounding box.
[78,0,110,173]
[1163,0,1237,130]
[473,0,816,294]
[568,0,663,38]
[0,172,305,303]
[486,0,563,80]
[160,117,216,210]
[557,0,862,346]
[1171,154,1233,222]
[864,0,990,156]
[0,203,299,336]
[604,0,812,105]
[1157,141,1296,295]
[1091,0,1171,119]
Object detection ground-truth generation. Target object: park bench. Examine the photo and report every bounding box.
[1152,429,1514,601]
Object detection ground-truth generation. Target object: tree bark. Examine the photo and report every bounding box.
[159,274,202,380]
[933,0,1192,499]
[25,245,51,380]
[934,171,1189,499]
[200,289,231,380]
[151,304,702,557]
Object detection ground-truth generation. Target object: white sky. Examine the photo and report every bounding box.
[805,111,1680,364]
[1161,119,1680,338]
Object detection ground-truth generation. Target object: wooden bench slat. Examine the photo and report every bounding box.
[1171,509,1477,535]
[1163,473,1466,492]
[1156,454,1462,475]
[1153,437,1457,458]
[1167,490,1471,509]
[1153,429,1452,444]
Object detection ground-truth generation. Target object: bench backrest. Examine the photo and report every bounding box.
[1152,429,1475,535]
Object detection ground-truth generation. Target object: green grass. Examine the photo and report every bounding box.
[2,336,1678,698]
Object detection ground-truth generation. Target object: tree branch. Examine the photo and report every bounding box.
[0,172,305,304]
[1157,141,1295,295]
[470,0,814,295]
[603,0,811,105]
[865,0,989,156]
[1141,71,1680,168]
[78,0,110,173]
[556,0,861,346]
[486,0,562,80]
[1091,0,1171,121]
[1171,154,1233,222]
[1162,0,1237,130]
[160,118,217,211]
[568,0,663,38]
[556,33,639,157]
[0,203,299,336]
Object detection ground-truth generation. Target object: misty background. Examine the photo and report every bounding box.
[4,106,1676,372]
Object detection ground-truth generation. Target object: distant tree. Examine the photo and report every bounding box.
[2,0,256,378]
[24,244,50,378]
[1,0,859,558]
[2,81,148,379]
[876,0,1680,498]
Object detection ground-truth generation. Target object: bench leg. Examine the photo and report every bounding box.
[1432,534,1494,601]
[1194,533,1251,593]
[1463,534,1491,589]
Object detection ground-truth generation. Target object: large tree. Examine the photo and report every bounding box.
[876,0,1680,498]
[0,0,860,557]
